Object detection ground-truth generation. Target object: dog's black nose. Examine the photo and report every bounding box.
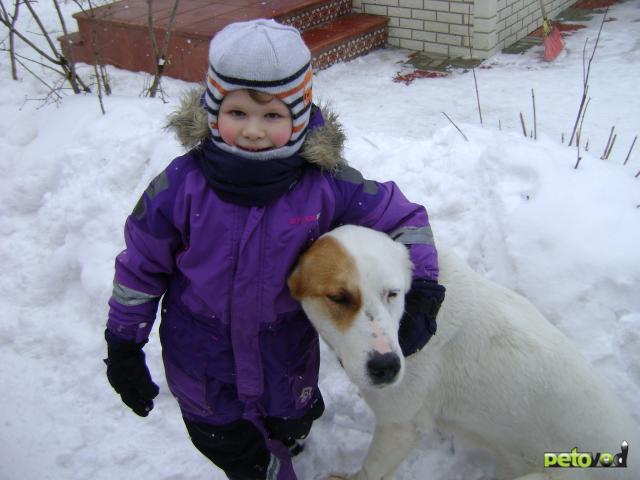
[367,352,401,385]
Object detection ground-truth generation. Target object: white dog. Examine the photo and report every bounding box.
[288,225,638,480]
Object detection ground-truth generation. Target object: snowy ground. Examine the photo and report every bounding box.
[0,1,639,479]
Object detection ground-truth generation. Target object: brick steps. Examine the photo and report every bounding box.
[60,0,389,82]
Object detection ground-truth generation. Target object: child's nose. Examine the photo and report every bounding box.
[242,120,264,140]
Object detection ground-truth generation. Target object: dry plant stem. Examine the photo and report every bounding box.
[624,136,637,166]
[531,88,537,140]
[604,134,616,160]
[601,126,615,159]
[72,0,112,97]
[23,0,58,58]
[569,82,588,147]
[466,5,483,126]
[575,131,582,169]
[569,8,608,146]
[90,25,112,98]
[9,50,63,74]
[472,68,483,125]
[442,112,468,142]
[576,96,591,152]
[0,0,19,80]
[52,0,79,91]
[147,0,181,98]
[100,64,111,95]
[15,56,62,101]
[520,112,527,137]
[3,0,90,93]
[93,61,105,114]
[0,9,58,63]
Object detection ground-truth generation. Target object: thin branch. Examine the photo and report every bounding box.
[576,96,591,155]
[14,56,62,101]
[604,134,616,160]
[623,136,637,166]
[73,0,112,96]
[581,35,588,87]
[467,4,483,125]
[520,112,527,138]
[472,69,483,126]
[578,98,591,131]
[22,0,59,57]
[1,0,90,93]
[569,82,588,147]
[442,112,468,142]
[5,49,63,74]
[93,62,105,114]
[159,0,180,61]
[53,0,80,91]
[531,88,537,140]
[147,0,159,61]
[600,126,615,160]
[0,0,20,79]
[569,8,608,146]
[146,0,180,98]
[0,13,62,64]
[585,7,608,86]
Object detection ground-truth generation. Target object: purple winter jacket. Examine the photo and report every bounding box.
[107,96,438,477]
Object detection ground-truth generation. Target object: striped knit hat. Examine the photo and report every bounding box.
[205,19,313,160]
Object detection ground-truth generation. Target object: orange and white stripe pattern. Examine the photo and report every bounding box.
[205,60,313,160]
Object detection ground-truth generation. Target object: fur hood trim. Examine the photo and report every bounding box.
[166,87,347,171]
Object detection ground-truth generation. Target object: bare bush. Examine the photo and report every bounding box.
[145,0,180,99]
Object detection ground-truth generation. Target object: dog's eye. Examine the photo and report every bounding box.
[386,290,400,302]
[327,292,351,305]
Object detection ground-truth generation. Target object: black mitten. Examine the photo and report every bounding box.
[104,329,159,417]
[398,279,446,357]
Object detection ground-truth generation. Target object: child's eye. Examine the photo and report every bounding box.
[227,110,246,117]
[265,112,284,120]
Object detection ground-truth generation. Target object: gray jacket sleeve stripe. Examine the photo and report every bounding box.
[266,454,280,480]
[112,281,161,306]
[335,165,379,194]
[389,225,435,246]
[147,171,169,199]
[132,171,170,220]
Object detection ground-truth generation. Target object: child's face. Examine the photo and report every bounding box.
[218,90,293,153]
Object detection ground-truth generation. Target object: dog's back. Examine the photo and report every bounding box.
[428,247,639,479]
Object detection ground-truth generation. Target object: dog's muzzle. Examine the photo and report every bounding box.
[366,351,401,386]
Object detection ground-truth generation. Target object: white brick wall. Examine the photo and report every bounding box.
[357,0,575,59]
[494,0,574,51]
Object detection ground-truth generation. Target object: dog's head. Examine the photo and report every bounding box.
[288,225,413,389]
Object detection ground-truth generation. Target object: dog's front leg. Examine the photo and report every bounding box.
[353,421,420,480]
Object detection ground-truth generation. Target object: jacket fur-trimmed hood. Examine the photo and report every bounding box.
[166,87,347,171]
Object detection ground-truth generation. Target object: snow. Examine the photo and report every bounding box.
[1,1,639,479]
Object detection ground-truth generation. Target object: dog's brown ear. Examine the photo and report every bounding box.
[287,262,305,300]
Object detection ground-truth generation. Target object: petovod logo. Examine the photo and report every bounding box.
[544,441,629,468]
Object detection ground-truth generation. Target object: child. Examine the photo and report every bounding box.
[104,19,445,480]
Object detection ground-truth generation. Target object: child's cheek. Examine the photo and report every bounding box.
[272,125,292,147]
[218,121,237,146]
